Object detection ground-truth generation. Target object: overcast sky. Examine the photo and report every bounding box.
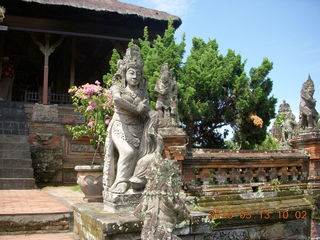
[122,0,320,122]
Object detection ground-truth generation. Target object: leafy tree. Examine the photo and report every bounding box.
[105,22,276,149]
[179,38,276,148]
[253,135,280,150]
[233,58,277,149]
[138,20,185,108]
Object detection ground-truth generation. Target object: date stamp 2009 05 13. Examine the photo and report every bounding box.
[208,209,307,220]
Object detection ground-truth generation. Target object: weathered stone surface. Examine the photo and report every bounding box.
[32,103,59,122]
[73,194,312,240]
[0,212,71,233]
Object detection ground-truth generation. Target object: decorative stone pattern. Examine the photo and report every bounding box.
[25,104,99,185]
[135,158,189,240]
[183,149,309,188]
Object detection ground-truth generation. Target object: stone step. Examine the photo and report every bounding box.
[0,150,31,159]
[0,189,72,233]
[0,121,28,135]
[0,178,35,189]
[0,159,32,168]
[0,143,30,151]
[0,100,25,109]
[0,134,28,143]
[0,168,34,178]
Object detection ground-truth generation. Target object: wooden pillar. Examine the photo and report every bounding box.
[0,34,4,77]
[70,37,76,88]
[30,33,64,104]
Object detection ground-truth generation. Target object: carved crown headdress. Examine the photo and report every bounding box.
[123,46,144,70]
[302,75,314,93]
[114,46,144,87]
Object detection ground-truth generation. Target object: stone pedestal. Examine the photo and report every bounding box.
[103,191,142,213]
[159,127,187,172]
[290,130,320,181]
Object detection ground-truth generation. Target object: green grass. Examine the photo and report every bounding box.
[70,185,82,192]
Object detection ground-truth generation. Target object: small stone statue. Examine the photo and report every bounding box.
[299,75,318,129]
[155,63,179,127]
[271,100,297,144]
[134,157,190,240]
[103,46,150,194]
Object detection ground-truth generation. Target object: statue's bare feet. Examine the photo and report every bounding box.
[111,182,129,194]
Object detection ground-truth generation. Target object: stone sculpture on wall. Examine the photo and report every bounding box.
[299,75,318,129]
[271,100,297,148]
[155,62,179,127]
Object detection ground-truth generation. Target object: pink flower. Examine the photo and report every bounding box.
[87,120,95,127]
[105,119,110,125]
[86,106,94,111]
[95,80,101,86]
[89,101,97,107]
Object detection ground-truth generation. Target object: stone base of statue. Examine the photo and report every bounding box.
[290,129,320,181]
[103,190,142,213]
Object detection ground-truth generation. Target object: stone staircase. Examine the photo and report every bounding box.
[0,101,36,189]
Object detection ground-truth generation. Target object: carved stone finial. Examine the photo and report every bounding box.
[299,75,318,130]
[134,157,189,240]
[155,62,179,127]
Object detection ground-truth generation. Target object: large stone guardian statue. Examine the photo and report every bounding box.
[103,46,150,197]
[299,75,318,130]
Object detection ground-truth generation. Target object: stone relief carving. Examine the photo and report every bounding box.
[155,62,179,128]
[299,75,318,129]
[32,103,59,122]
[103,46,150,195]
[134,158,189,240]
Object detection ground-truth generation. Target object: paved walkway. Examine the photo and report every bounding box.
[0,232,75,240]
[0,190,69,214]
[0,187,85,240]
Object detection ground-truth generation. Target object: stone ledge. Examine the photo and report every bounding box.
[73,194,312,240]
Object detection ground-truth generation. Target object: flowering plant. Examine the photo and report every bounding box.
[67,81,113,163]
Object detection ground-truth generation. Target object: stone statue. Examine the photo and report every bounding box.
[129,111,163,191]
[299,75,318,129]
[134,157,190,240]
[103,46,150,194]
[271,100,297,144]
[155,63,179,127]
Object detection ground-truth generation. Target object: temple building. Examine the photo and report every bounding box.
[0,0,181,188]
[0,0,181,103]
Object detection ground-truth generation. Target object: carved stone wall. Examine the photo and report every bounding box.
[25,103,101,185]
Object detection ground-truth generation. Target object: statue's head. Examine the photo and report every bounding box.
[302,75,315,97]
[114,46,144,88]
